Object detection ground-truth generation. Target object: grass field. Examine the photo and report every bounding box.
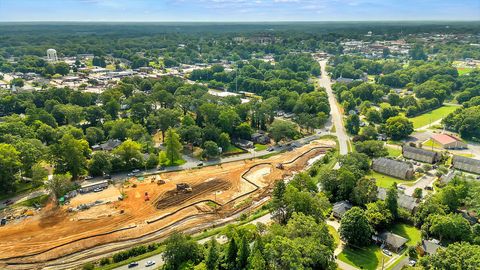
[338,245,389,270]
[328,225,340,246]
[223,144,245,155]
[367,171,414,188]
[390,223,421,246]
[387,146,402,157]
[422,139,443,149]
[411,105,458,129]
[254,143,268,151]
[457,67,478,76]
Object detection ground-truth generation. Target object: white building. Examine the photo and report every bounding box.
[47,48,58,62]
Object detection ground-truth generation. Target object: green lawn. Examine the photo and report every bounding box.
[338,245,389,270]
[0,181,40,201]
[390,223,421,246]
[367,171,414,188]
[254,143,268,151]
[223,144,245,155]
[328,225,340,247]
[14,194,49,208]
[411,105,458,129]
[387,146,402,157]
[457,67,478,76]
[422,139,443,149]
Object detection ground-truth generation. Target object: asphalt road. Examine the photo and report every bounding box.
[318,60,349,155]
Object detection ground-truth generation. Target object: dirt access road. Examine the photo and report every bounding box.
[0,139,334,270]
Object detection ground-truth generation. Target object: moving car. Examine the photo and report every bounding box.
[127,262,139,268]
[145,260,156,267]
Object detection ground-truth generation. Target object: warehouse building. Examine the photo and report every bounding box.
[452,155,480,174]
[372,157,414,180]
[402,145,440,164]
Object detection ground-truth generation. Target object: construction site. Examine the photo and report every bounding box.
[0,139,335,270]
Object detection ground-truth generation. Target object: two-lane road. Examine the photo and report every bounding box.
[318,60,349,155]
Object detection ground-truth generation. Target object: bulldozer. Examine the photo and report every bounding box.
[176,183,192,193]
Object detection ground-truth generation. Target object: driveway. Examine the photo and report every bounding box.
[318,60,349,155]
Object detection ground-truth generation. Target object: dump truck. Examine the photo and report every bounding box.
[176,183,192,193]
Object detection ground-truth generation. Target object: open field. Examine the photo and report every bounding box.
[411,105,458,129]
[367,171,415,188]
[338,245,389,270]
[390,223,421,246]
[0,139,334,269]
[386,145,402,157]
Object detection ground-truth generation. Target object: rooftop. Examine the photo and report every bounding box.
[379,232,408,249]
[431,134,460,145]
[403,145,438,158]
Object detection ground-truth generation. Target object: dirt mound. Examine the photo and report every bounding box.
[154,178,232,209]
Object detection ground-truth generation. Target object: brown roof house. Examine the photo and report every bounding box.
[372,157,414,180]
[402,145,440,164]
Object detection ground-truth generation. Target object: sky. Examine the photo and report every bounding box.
[0,0,479,22]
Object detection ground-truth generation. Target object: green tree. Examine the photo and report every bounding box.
[268,119,298,143]
[339,207,373,247]
[354,140,388,158]
[385,116,414,140]
[14,139,46,177]
[420,242,480,270]
[88,152,112,176]
[0,143,21,193]
[162,233,203,270]
[45,173,72,202]
[345,114,360,135]
[164,128,182,165]
[237,235,250,269]
[425,213,472,243]
[225,236,238,269]
[51,134,90,180]
[54,62,70,76]
[113,140,144,170]
[365,200,394,231]
[386,184,399,218]
[203,141,220,159]
[352,177,378,206]
[31,163,48,186]
[248,247,266,270]
[85,126,105,146]
[205,238,219,270]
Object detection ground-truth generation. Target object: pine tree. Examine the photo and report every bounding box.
[206,238,219,270]
[248,248,266,270]
[225,237,238,269]
[164,128,182,165]
[237,235,250,269]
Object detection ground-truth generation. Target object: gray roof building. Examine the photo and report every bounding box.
[452,155,480,174]
[332,200,353,219]
[421,239,442,255]
[402,145,440,164]
[377,187,418,212]
[374,232,408,253]
[372,157,414,180]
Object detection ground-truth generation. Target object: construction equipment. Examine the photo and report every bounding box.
[157,179,166,185]
[276,163,284,169]
[144,192,150,201]
[176,183,192,193]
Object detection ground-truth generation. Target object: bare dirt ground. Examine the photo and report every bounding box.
[0,139,334,269]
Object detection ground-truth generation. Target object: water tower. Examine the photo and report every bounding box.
[46,48,58,62]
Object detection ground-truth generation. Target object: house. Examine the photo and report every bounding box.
[78,180,108,193]
[402,145,440,164]
[374,232,408,253]
[452,155,480,174]
[419,239,442,256]
[92,139,122,151]
[372,157,414,180]
[332,200,352,219]
[251,132,270,145]
[377,187,418,212]
[439,170,456,184]
[431,134,467,149]
[335,77,355,84]
[233,139,254,149]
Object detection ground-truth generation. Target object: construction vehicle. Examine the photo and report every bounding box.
[157,179,166,185]
[276,163,284,169]
[144,192,150,201]
[176,183,192,193]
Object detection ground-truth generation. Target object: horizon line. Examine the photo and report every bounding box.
[0,20,479,23]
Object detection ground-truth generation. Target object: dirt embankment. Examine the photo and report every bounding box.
[0,139,334,269]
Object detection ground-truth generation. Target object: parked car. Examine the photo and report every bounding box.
[197,162,204,167]
[93,188,103,192]
[1,218,6,226]
[103,174,112,179]
[132,169,140,173]
[267,146,275,152]
[128,262,139,268]
[382,249,392,256]
[85,175,93,180]
[127,173,135,177]
[408,260,416,266]
[4,199,13,206]
[145,261,156,267]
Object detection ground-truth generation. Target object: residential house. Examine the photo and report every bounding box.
[431,134,467,149]
[92,139,122,151]
[377,187,418,212]
[452,155,480,174]
[402,145,440,164]
[332,200,353,219]
[233,139,254,149]
[372,157,414,180]
[251,132,270,145]
[373,232,408,253]
[419,239,442,256]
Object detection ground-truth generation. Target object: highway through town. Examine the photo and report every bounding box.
[318,60,349,155]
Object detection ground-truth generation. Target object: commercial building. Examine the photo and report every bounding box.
[372,157,414,180]
[431,134,467,149]
[402,145,440,164]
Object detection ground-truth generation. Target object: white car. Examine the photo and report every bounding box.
[132,169,140,173]
[382,249,392,256]
[409,260,416,266]
[145,260,156,267]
